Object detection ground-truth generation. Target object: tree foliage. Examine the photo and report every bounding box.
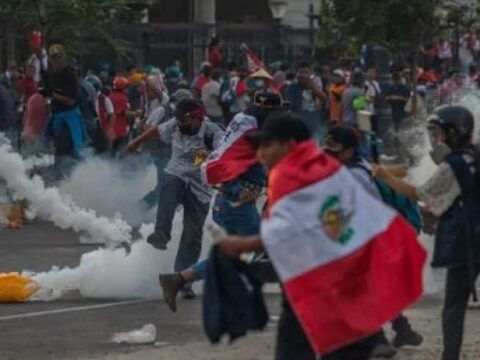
[0,0,151,57]
[319,0,441,54]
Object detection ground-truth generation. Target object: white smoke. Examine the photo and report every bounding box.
[0,135,132,247]
[28,217,214,300]
[27,224,165,300]
[24,154,54,171]
[59,157,156,226]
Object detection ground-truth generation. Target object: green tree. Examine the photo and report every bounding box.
[0,0,151,59]
[318,0,478,113]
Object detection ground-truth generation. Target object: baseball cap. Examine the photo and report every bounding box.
[325,125,360,152]
[253,91,283,109]
[333,69,345,78]
[171,89,193,103]
[248,112,312,146]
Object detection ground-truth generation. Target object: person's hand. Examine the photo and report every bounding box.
[371,164,391,181]
[238,188,259,205]
[126,140,140,153]
[306,77,316,90]
[218,236,248,258]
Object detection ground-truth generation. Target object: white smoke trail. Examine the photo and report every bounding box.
[27,217,214,301]
[24,154,54,171]
[0,135,131,246]
[59,157,156,226]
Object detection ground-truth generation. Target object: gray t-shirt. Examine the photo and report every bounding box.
[342,87,365,124]
[157,118,224,203]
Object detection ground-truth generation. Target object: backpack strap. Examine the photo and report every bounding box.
[204,132,215,152]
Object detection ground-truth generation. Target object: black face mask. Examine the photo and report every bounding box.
[178,124,198,136]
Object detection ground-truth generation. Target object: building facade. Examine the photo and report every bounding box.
[117,0,318,75]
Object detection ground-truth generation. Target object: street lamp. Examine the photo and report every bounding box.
[269,0,288,22]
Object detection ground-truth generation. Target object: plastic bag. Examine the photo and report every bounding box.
[0,273,38,302]
[112,324,157,344]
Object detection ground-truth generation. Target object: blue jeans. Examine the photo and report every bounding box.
[191,195,261,279]
[149,175,209,273]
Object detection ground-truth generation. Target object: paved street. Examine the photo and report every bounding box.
[0,221,479,360]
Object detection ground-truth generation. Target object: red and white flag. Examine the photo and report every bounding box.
[202,113,259,185]
[241,43,265,73]
[262,140,426,355]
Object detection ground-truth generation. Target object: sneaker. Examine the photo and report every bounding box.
[159,273,185,312]
[393,329,424,348]
[180,287,196,300]
[468,299,480,310]
[370,343,397,359]
[147,233,167,250]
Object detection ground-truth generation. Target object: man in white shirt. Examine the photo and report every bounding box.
[201,69,224,124]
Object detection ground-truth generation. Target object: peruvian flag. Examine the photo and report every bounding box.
[241,43,265,73]
[262,140,426,355]
[202,113,259,185]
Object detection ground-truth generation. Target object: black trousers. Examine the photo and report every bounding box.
[442,264,480,360]
[275,299,376,360]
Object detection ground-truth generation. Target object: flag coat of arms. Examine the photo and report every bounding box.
[261,140,426,355]
[202,113,259,185]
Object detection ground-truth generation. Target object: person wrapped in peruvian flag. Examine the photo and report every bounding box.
[157,92,284,313]
[218,112,427,359]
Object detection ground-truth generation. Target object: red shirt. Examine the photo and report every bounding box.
[18,78,38,102]
[195,75,210,93]
[208,47,223,68]
[109,91,130,139]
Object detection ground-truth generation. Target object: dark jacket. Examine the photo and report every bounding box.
[203,246,269,344]
[433,150,480,268]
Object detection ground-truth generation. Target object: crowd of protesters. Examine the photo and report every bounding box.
[0,32,479,360]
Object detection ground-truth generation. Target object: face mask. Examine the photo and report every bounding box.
[430,143,451,165]
[428,124,451,164]
[178,124,198,136]
[254,79,265,89]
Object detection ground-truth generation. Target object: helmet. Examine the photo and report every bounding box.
[113,76,129,91]
[428,105,474,150]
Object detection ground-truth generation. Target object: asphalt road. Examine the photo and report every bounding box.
[1,221,479,360]
[0,221,280,360]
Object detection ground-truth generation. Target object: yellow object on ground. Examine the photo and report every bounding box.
[0,272,38,302]
[6,202,25,229]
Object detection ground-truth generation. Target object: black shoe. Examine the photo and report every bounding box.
[180,287,196,300]
[393,329,424,348]
[159,273,185,312]
[147,233,167,250]
[370,342,397,359]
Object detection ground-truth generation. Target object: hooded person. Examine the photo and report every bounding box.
[126,99,224,299]
[156,92,285,313]
[373,105,480,360]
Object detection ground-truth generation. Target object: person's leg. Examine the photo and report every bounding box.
[53,121,75,181]
[369,330,397,359]
[392,314,423,348]
[322,335,377,360]
[442,265,480,360]
[275,298,316,360]
[140,156,168,209]
[174,188,209,274]
[146,175,182,249]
